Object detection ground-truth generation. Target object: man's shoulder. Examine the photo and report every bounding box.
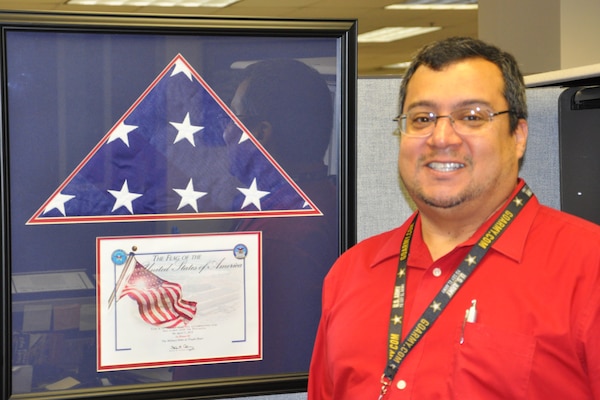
[324,226,404,289]
[533,204,600,248]
[333,224,409,269]
[536,204,600,235]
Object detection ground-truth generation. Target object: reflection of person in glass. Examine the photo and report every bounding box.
[176,59,339,378]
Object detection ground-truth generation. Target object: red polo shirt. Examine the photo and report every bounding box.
[308,180,600,399]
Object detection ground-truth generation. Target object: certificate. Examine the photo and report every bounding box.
[96,232,262,371]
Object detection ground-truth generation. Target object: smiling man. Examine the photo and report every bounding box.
[308,37,600,399]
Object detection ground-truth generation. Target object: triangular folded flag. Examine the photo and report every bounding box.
[28,54,320,224]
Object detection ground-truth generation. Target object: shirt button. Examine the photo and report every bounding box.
[432,267,442,277]
[397,379,407,390]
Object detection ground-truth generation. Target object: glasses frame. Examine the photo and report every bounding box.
[393,108,513,137]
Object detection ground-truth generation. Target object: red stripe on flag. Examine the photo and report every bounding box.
[119,260,197,327]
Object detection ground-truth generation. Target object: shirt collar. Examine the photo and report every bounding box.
[368,179,540,269]
[460,179,539,263]
[368,211,418,269]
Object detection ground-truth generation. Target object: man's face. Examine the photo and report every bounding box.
[398,57,527,213]
[223,78,270,148]
[223,79,250,147]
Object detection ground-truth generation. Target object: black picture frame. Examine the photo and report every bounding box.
[0,10,356,399]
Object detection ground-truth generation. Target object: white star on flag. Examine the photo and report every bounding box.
[170,112,204,146]
[170,59,193,81]
[173,179,207,212]
[238,131,250,144]
[107,121,138,147]
[43,192,75,216]
[108,180,143,214]
[238,178,270,211]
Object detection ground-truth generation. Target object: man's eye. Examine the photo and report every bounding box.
[412,114,433,124]
[456,109,485,122]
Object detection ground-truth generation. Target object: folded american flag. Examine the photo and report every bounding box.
[28,54,319,224]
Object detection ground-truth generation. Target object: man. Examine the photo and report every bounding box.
[226,58,334,182]
[308,37,600,399]
[227,59,339,372]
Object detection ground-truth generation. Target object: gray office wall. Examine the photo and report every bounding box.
[222,78,564,400]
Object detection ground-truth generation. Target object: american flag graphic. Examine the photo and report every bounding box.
[28,54,320,224]
[119,260,197,328]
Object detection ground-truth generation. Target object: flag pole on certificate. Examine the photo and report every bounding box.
[107,248,137,309]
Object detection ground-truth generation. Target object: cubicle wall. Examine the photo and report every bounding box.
[223,78,568,400]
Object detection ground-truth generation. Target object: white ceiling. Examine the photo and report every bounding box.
[0,0,478,76]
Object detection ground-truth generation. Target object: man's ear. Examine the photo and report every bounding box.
[254,120,273,142]
[514,118,528,160]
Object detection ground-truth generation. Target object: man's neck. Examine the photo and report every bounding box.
[419,214,481,261]
[418,193,513,261]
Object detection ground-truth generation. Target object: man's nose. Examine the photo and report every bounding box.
[428,115,461,146]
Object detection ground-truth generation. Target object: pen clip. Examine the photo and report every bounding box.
[467,299,477,323]
[460,299,477,344]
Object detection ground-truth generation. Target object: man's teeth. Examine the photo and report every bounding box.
[428,162,464,172]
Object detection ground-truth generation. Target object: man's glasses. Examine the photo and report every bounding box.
[393,107,513,137]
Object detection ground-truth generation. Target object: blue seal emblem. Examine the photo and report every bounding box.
[111,249,128,265]
[233,244,248,259]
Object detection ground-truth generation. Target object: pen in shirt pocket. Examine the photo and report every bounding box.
[460,299,477,344]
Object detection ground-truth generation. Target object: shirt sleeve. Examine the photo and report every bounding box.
[308,271,336,400]
[308,314,333,400]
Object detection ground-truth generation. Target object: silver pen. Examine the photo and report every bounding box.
[460,299,477,344]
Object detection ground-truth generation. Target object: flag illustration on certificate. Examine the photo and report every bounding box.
[28,54,321,224]
[110,255,197,329]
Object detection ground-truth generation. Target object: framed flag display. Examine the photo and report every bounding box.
[0,11,356,399]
